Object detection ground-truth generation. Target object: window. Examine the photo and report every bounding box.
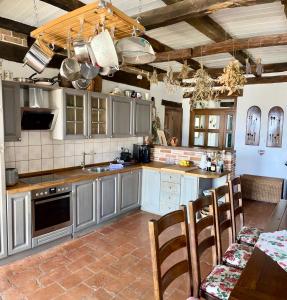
[189,108,235,149]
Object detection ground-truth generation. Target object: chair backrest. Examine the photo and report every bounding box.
[228,177,244,239]
[188,196,217,298]
[212,185,234,262]
[149,205,193,300]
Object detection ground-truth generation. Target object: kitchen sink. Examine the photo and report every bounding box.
[86,166,110,173]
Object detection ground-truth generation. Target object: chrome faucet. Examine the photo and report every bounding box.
[81,152,95,170]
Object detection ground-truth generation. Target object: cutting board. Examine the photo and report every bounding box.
[161,164,198,174]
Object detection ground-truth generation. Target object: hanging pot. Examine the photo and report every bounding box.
[80,62,100,80]
[90,29,119,68]
[72,78,92,90]
[58,73,73,88]
[73,40,91,63]
[23,40,54,73]
[115,36,155,65]
[33,76,59,86]
[13,73,37,83]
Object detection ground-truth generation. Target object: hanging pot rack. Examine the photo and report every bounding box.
[30,1,145,50]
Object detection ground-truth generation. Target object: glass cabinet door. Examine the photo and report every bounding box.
[89,94,109,137]
[225,113,234,148]
[194,115,205,129]
[65,92,86,137]
[208,115,220,129]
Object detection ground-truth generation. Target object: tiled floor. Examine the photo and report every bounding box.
[0,200,275,300]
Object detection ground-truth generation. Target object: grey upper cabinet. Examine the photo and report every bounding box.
[119,170,141,212]
[111,96,133,137]
[73,180,97,232]
[7,192,31,255]
[1,81,21,142]
[133,99,152,136]
[97,174,118,223]
[88,92,111,138]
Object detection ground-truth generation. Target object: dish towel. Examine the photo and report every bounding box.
[255,230,287,272]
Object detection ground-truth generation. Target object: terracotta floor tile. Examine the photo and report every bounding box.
[28,283,65,300]
[59,267,94,290]
[64,283,94,299]
[67,254,96,273]
[93,288,114,300]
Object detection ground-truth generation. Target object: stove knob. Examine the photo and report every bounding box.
[36,193,39,197]
[40,192,43,196]
[58,189,61,192]
[44,191,48,195]
[62,188,64,191]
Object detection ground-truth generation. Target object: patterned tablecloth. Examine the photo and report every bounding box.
[255,230,287,272]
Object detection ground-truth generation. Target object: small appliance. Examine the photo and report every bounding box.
[120,148,132,162]
[133,144,151,163]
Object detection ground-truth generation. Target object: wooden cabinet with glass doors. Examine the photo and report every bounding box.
[189,108,235,149]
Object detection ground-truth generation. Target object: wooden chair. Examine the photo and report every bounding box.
[189,196,242,300]
[229,177,261,246]
[213,185,253,270]
[148,206,194,300]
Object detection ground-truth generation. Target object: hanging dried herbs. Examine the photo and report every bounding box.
[190,66,216,108]
[178,60,189,79]
[147,69,158,85]
[217,59,246,96]
[163,66,181,93]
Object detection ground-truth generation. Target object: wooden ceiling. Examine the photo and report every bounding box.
[0,0,287,87]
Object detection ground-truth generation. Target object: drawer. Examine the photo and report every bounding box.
[161,172,181,184]
[160,202,179,214]
[160,191,180,204]
[161,182,181,194]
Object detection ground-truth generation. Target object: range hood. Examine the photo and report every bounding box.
[21,107,57,130]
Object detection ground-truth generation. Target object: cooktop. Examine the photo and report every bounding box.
[20,174,67,185]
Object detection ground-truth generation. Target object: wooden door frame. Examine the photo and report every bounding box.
[164,105,183,146]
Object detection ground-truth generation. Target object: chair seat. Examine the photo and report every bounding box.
[237,226,261,246]
[201,265,241,300]
[222,243,253,269]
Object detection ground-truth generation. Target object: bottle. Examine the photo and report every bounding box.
[210,162,216,172]
[206,157,211,171]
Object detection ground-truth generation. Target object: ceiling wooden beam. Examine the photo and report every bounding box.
[155,32,287,62]
[161,0,253,66]
[138,0,277,31]
[40,0,85,11]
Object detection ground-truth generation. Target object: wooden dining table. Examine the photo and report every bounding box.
[230,199,287,300]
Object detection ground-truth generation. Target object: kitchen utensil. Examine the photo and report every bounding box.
[5,168,19,186]
[80,62,100,80]
[73,19,91,63]
[57,73,73,88]
[124,90,132,97]
[72,78,91,90]
[32,75,58,86]
[90,29,119,68]
[13,73,36,83]
[115,36,155,64]
[23,40,54,73]
[60,39,81,81]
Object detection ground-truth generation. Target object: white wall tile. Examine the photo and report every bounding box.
[4,142,14,147]
[53,144,64,157]
[64,143,75,157]
[54,157,65,169]
[94,153,103,163]
[94,142,103,154]
[16,131,29,147]
[29,159,41,172]
[16,161,28,174]
[29,146,41,160]
[102,141,111,153]
[75,143,85,156]
[4,147,15,162]
[5,161,16,168]
[41,131,53,145]
[42,158,54,171]
[15,146,29,161]
[84,141,94,153]
[64,156,75,168]
[74,155,83,166]
[42,144,53,159]
[28,131,41,145]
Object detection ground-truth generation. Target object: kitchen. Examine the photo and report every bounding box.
[0,0,287,299]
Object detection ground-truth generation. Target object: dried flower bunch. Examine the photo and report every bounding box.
[147,69,158,85]
[178,60,189,79]
[190,65,216,108]
[163,66,181,93]
[217,59,246,95]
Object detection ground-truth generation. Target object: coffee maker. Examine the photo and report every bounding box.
[133,144,151,163]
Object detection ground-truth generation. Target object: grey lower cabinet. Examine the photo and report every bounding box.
[73,180,97,232]
[119,170,141,213]
[1,81,21,142]
[111,96,133,137]
[7,192,31,255]
[133,99,152,136]
[0,194,7,259]
[97,174,118,223]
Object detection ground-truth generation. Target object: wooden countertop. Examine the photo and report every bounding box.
[6,162,230,195]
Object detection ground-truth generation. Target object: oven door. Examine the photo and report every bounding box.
[32,192,72,237]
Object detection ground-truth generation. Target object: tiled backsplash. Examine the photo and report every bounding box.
[5,131,143,174]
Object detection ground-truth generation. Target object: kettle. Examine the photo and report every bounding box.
[5,168,19,186]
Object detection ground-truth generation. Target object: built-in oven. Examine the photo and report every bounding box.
[31,185,72,238]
